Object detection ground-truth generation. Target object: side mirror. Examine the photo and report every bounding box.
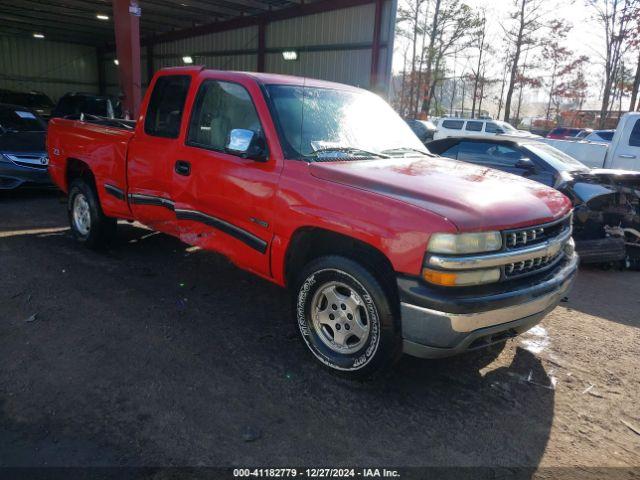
[515,158,535,170]
[495,128,506,134]
[226,128,267,162]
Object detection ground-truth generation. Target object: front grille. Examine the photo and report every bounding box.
[501,213,572,280]
[4,153,48,170]
[504,250,564,278]
[503,214,570,250]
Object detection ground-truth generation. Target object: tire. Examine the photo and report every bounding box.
[67,178,116,248]
[293,255,402,379]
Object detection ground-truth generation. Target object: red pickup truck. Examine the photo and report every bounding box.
[48,67,578,377]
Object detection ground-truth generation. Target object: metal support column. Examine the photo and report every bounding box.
[112,0,142,118]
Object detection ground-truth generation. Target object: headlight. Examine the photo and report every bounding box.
[422,267,501,287]
[427,231,502,254]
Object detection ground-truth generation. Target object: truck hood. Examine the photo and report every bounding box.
[309,156,571,231]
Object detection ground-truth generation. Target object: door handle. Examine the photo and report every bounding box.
[175,160,191,176]
[618,154,637,159]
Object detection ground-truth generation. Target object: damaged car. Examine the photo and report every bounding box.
[427,136,640,268]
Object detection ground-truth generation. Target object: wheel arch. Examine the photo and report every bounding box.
[65,158,96,192]
[282,227,399,310]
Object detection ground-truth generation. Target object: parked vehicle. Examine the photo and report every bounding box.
[546,127,591,140]
[541,113,640,171]
[583,130,615,144]
[0,104,50,189]
[0,89,55,120]
[51,93,122,120]
[427,136,640,266]
[47,68,578,377]
[433,117,540,140]
[405,118,437,144]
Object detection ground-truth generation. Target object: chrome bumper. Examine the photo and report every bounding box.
[401,252,578,359]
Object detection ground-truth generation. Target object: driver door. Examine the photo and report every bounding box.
[172,77,281,277]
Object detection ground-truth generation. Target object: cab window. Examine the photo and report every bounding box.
[144,75,191,138]
[485,123,504,134]
[629,120,640,147]
[442,120,463,130]
[465,121,483,132]
[187,80,262,152]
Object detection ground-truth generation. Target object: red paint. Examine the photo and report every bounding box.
[47,67,573,288]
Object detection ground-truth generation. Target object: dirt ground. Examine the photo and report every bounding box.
[0,189,638,474]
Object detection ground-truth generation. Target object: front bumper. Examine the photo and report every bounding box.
[399,252,579,359]
[0,160,51,189]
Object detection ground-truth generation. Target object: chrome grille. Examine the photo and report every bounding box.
[503,214,571,250]
[504,251,563,278]
[505,227,545,248]
[4,153,49,170]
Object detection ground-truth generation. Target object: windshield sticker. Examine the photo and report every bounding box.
[15,111,37,119]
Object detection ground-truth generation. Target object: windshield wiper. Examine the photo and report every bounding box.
[381,147,430,157]
[305,147,390,160]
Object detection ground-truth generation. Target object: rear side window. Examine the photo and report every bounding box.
[144,75,191,138]
[457,141,523,167]
[187,80,263,152]
[465,121,483,132]
[596,131,614,141]
[442,120,463,130]
[629,120,640,147]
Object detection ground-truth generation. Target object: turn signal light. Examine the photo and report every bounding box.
[422,267,501,287]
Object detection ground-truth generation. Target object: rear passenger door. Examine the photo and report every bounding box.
[172,76,282,277]
[127,74,191,235]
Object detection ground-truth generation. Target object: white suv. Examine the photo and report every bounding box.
[433,118,540,140]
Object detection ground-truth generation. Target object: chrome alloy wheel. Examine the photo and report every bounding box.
[72,193,91,236]
[310,281,371,354]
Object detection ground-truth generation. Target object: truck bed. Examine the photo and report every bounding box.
[47,117,135,219]
[539,138,608,168]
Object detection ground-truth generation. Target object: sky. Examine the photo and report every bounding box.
[392,0,613,111]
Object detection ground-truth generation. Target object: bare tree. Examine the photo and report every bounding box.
[631,50,640,110]
[470,11,487,118]
[421,0,482,114]
[588,0,640,127]
[502,0,548,123]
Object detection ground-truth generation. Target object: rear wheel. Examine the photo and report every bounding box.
[68,179,116,248]
[293,255,402,379]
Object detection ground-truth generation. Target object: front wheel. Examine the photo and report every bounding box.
[293,256,402,379]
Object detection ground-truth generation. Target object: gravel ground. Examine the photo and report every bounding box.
[0,189,638,474]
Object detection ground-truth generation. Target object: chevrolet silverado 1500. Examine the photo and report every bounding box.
[47,67,578,377]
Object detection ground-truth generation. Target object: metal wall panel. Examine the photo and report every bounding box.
[0,35,98,101]
[102,1,397,95]
[265,49,373,88]
[266,3,376,48]
[155,27,259,56]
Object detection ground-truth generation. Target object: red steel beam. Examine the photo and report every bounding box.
[112,0,142,118]
[369,0,383,90]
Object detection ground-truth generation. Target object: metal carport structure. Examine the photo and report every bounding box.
[0,0,397,116]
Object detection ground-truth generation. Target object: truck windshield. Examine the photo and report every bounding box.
[524,143,589,172]
[266,84,427,160]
